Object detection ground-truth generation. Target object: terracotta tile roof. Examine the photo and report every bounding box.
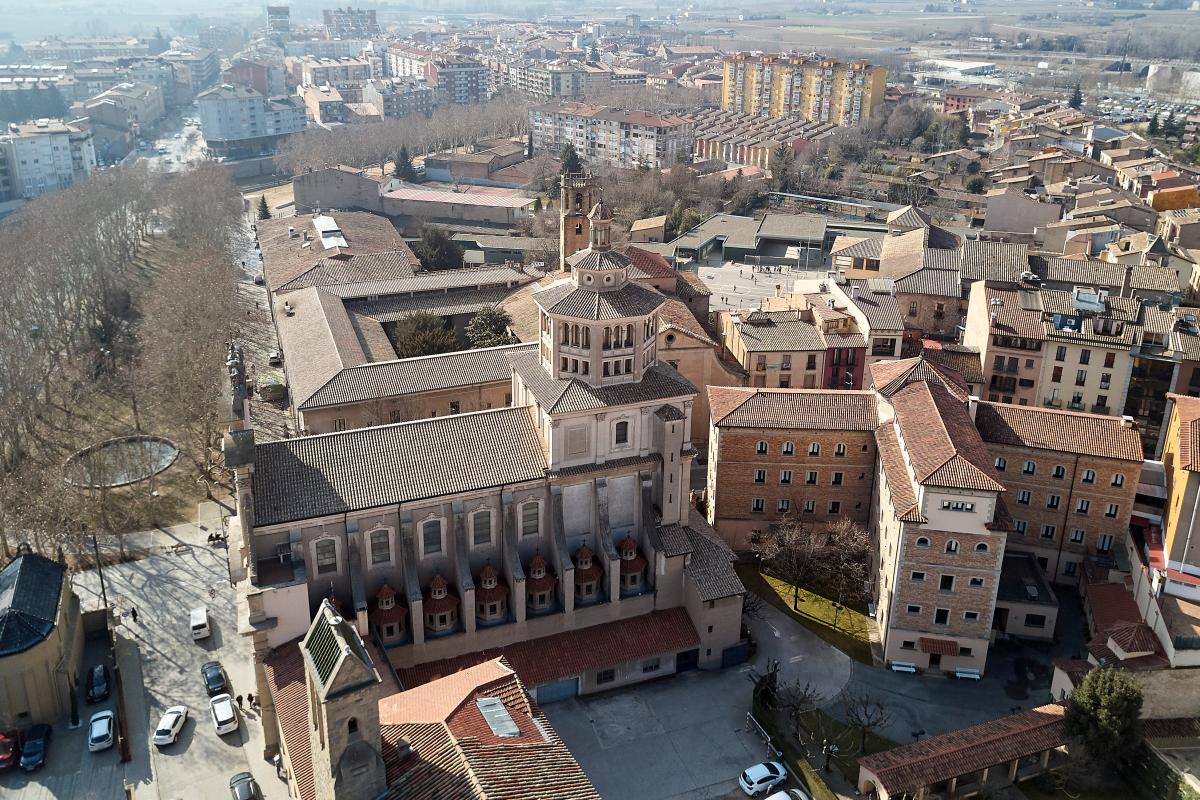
[675,270,713,298]
[380,657,600,800]
[918,637,958,656]
[891,382,1005,493]
[894,267,961,298]
[918,342,984,385]
[1106,620,1159,655]
[658,297,715,345]
[258,212,407,290]
[708,387,878,430]
[263,641,316,800]
[277,248,421,293]
[731,310,825,352]
[974,401,1143,462]
[397,607,699,690]
[875,423,926,523]
[534,276,666,321]
[509,351,696,414]
[251,407,548,527]
[1033,256,1125,288]
[831,236,883,260]
[857,705,1067,796]
[1169,393,1200,471]
[959,241,1029,283]
[1085,581,1142,635]
[844,280,904,331]
[300,343,535,410]
[868,356,970,401]
[982,284,1044,341]
[615,243,675,281]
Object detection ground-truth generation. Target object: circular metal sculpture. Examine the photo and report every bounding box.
[64,435,180,489]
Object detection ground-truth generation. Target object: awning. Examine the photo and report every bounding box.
[919,637,959,656]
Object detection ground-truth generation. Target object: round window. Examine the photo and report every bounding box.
[665,334,676,345]
[604,275,613,284]
[584,274,593,283]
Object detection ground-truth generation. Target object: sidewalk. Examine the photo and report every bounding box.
[116,632,155,799]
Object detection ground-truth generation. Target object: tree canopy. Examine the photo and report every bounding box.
[411,226,465,271]
[560,143,583,175]
[387,313,457,359]
[465,307,514,348]
[393,144,419,181]
[1065,667,1143,764]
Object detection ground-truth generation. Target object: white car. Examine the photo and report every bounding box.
[88,710,116,752]
[210,693,239,735]
[153,706,188,746]
[739,761,787,796]
[766,790,811,800]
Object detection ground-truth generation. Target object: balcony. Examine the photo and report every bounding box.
[1043,397,1063,408]
[1091,404,1111,415]
[1068,402,1085,411]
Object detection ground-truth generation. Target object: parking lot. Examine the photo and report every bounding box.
[544,666,787,800]
[64,513,287,800]
[0,637,127,800]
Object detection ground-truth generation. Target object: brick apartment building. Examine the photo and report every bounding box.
[706,387,879,548]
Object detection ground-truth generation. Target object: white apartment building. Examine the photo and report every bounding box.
[196,84,306,157]
[529,102,694,170]
[0,119,96,201]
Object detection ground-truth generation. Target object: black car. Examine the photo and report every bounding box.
[85,664,110,703]
[19,725,50,772]
[229,771,264,800]
[201,661,228,696]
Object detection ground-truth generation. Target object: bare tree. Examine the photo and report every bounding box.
[840,689,892,753]
[824,518,870,627]
[753,515,823,610]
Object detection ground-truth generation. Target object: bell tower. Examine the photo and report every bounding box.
[559,173,596,271]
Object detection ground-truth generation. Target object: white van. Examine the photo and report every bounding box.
[190,606,210,640]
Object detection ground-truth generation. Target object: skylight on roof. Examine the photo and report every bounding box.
[476,697,520,738]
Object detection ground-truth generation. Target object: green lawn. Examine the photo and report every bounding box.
[752,698,838,800]
[737,563,875,664]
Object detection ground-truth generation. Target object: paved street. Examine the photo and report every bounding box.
[66,504,288,800]
[544,667,773,800]
[689,259,830,312]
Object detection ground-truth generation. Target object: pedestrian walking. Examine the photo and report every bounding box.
[131,606,139,624]
[236,695,244,710]
[247,692,255,708]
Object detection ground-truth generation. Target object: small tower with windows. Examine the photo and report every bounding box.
[474,563,509,626]
[303,599,386,800]
[618,536,648,597]
[573,544,604,605]
[559,173,596,270]
[525,552,558,615]
[423,573,459,636]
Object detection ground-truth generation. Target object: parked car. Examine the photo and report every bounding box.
[18,726,49,771]
[153,706,189,747]
[766,790,811,800]
[201,661,229,696]
[0,730,17,771]
[739,761,787,796]
[252,273,264,286]
[88,711,115,752]
[229,771,264,799]
[209,694,239,736]
[85,664,111,703]
[267,350,283,366]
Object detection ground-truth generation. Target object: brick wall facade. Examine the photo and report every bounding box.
[711,427,876,550]
[990,445,1138,584]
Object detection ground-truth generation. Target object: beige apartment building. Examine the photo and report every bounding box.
[721,53,886,126]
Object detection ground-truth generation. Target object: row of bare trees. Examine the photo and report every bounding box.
[275,95,529,176]
[0,163,244,560]
[754,516,871,627]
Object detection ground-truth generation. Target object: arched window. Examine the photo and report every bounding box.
[348,718,359,736]
[994,457,1007,471]
[575,223,582,235]
[603,327,612,349]
[782,442,795,456]
[571,324,579,347]
[560,322,569,344]
[975,542,989,553]
[809,442,821,456]
[945,539,960,554]
[625,324,633,347]
[574,192,583,212]
[581,327,590,348]
[916,537,930,547]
